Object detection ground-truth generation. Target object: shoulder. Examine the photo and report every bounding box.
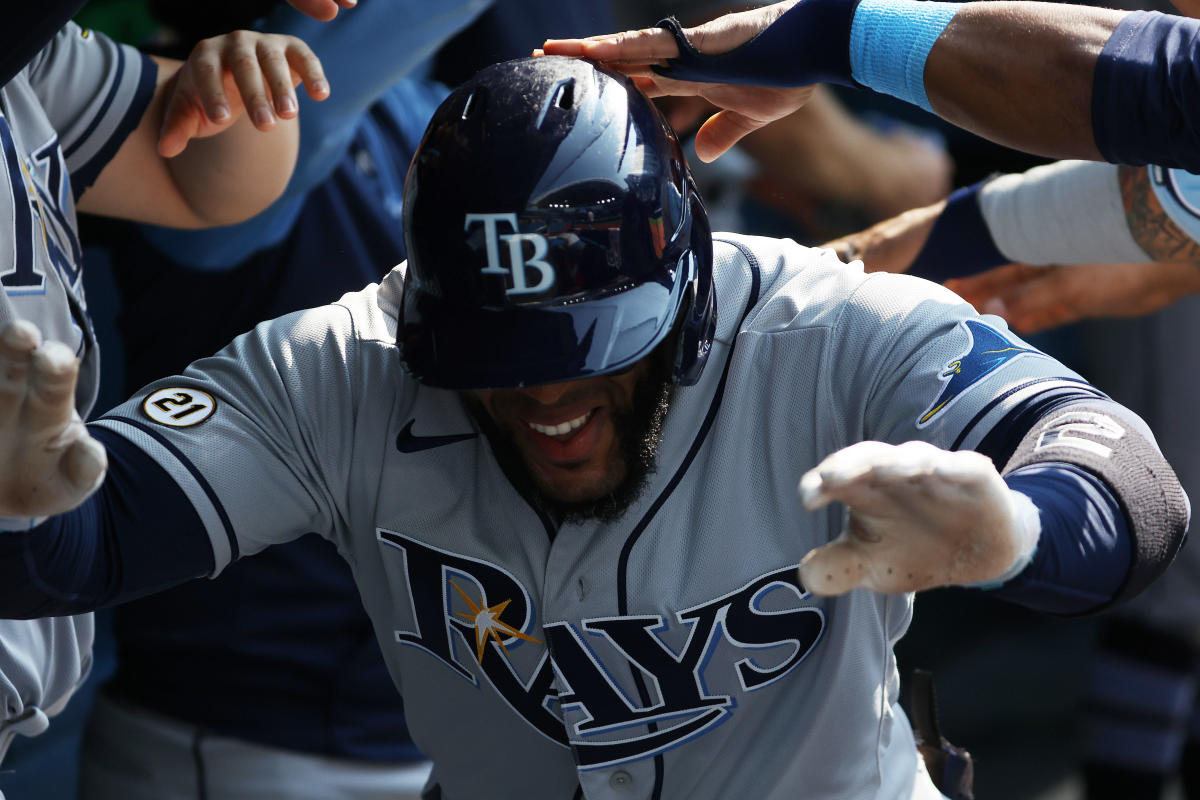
[711,233,966,338]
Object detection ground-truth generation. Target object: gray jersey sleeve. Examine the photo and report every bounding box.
[0,616,93,764]
[827,271,1093,453]
[23,22,155,194]
[91,298,376,573]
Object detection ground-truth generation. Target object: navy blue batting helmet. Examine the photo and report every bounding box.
[399,56,716,390]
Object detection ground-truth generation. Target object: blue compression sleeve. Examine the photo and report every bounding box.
[0,428,215,618]
[907,181,1006,284]
[1093,11,1200,171]
[991,463,1132,615]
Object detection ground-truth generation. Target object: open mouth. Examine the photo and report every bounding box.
[527,409,594,439]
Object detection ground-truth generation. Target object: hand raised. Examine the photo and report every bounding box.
[797,441,1039,595]
[158,31,329,158]
[0,321,107,519]
[539,2,815,162]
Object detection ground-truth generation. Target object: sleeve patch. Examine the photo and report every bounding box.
[917,319,1047,429]
[141,387,217,427]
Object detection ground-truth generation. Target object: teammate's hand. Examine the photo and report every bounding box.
[0,321,107,519]
[285,0,356,21]
[822,199,945,274]
[796,441,1040,595]
[945,260,1200,334]
[158,31,329,158]
[539,2,814,162]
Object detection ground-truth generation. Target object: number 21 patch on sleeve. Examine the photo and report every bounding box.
[141,387,217,427]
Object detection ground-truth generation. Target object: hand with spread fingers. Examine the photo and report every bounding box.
[0,322,107,519]
[945,261,1200,335]
[540,2,815,163]
[158,30,329,158]
[797,440,1040,595]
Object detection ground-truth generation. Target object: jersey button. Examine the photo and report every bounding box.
[609,770,633,790]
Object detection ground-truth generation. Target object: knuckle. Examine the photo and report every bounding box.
[232,54,259,73]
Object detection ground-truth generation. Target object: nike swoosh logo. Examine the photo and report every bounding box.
[396,419,478,453]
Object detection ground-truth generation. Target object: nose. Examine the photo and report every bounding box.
[519,380,575,406]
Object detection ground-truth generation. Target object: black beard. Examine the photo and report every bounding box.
[464,358,675,527]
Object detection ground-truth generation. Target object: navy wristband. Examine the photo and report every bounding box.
[907,181,1006,284]
[655,0,862,88]
[1093,11,1200,171]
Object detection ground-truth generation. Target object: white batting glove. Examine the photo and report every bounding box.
[0,321,107,520]
[797,441,1041,595]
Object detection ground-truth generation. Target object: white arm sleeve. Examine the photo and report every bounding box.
[978,160,1152,266]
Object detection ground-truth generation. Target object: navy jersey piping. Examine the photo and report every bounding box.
[70,50,156,198]
[96,414,241,561]
[972,387,1112,467]
[617,238,761,800]
[949,377,1104,452]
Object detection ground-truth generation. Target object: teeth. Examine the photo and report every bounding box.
[528,411,592,437]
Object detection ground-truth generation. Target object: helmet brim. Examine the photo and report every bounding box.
[400,274,687,390]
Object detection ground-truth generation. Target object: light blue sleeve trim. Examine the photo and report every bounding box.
[849,0,962,113]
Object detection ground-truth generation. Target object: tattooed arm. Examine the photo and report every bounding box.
[822,162,1200,334]
[1119,165,1200,262]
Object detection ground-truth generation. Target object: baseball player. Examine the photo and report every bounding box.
[0,57,1188,800]
[0,15,328,789]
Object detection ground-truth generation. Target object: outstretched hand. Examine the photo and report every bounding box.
[0,322,107,519]
[797,441,1039,595]
[539,2,814,162]
[158,31,329,158]
[945,261,1200,335]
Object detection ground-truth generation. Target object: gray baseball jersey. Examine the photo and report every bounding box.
[94,234,1091,800]
[0,21,152,765]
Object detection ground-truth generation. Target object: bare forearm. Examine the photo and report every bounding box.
[925,3,1121,161]
[165,108,299,227]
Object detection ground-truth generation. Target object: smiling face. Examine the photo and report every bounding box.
[463,347,675,524]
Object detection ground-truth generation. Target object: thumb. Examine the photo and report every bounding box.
[694,109,760,161]
[798,537,869,596]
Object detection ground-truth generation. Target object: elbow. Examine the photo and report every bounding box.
[173,117,300,228]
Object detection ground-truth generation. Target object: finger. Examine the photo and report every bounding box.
[284,39,329,101]
[544,28,681,63]
[285,0,355,22]
[225,33,275,130]
[257,38,299,118]
[0,321,41,426]
[61,435,107,500]
[693,109,763,162]
[798,538,869,596]
[798,441,899,509]
[26,340,78,436]
[186,39,233,124]
[157,93,202,158]
[631,76,663,96]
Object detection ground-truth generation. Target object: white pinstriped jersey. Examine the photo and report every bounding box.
[0,22,152,766]
[94,234,1095,799]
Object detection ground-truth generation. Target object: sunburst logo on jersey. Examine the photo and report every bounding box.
[450,580,541,664]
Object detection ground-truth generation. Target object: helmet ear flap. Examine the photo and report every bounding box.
[673,191,716,386]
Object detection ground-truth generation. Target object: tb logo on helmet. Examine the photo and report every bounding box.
[465,213,555,295]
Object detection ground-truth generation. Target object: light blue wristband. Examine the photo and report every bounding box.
[849,0,962,113]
